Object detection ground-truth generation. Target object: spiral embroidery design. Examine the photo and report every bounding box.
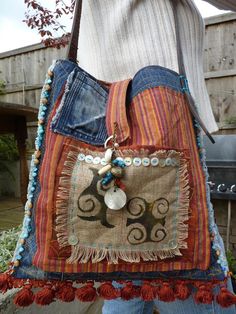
[126,198,169,245]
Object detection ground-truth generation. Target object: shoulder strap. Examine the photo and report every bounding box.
[66,0,82,62]
[67,0,215,143]
[170,0,215,143]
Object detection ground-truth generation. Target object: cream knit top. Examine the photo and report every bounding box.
[78,0,236,134]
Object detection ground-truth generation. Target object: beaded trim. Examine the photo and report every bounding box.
[12,63,55,268]
[194,121,228,276]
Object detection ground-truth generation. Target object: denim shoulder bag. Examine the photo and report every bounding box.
[1,0,236,308]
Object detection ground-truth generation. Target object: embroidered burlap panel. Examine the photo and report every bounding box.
[55,145,190,265]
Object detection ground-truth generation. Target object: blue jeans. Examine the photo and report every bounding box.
[102,279,236,314]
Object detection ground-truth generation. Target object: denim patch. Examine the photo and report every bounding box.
[51,65,109,146]
[128,65,183,102]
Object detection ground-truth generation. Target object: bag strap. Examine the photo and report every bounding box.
[67,0,215,144]
[170,0,215,143]
[66,0,82,62]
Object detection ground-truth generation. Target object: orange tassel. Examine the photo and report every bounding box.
[157,282,175,302]
[98,281,120,300]
[140,281,156,301]
[12,279,24,289]
[35,283,55,306]
[56,282,76,302]
[76,281,97,302]
[120,281,141,300]
[194,284,214,304]
[32,280,44,288]
[14,284,34,307]
[0,273,12,293]
[216,287,236,308]
[174,281,191,300]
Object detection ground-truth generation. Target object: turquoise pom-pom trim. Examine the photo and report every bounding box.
[12,62,56,267]
[194,120,229,276]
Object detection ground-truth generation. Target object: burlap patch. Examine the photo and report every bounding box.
[56,147,190,264]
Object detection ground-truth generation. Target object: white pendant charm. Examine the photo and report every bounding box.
[104,187,127,210]
[104,148,113,163]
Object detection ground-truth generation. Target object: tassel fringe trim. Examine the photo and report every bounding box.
[1,272,235,308]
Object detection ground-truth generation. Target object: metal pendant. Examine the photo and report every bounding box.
[104,187,127,210]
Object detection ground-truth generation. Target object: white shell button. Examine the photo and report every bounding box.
[93,156,101,165]
[165,158,172,166]
[151,157,159,166]
[124,157,132,166]
[171,158,178,166]
[68,235,79,246]
[142,157,150,167]
[85,155,93,163]
[101,158,107,166]
[159,159,166,167]
[78,153,85,161]
[133,157,142,167]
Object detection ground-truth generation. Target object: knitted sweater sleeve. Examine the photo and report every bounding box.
[204,0,236,11]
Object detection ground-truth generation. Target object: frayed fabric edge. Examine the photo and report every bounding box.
[176,158,190,250]
[50,68,76,128]
[67,244,183,265]
[55,150,78,248]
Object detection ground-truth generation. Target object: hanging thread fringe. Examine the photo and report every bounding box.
[55,149,79,248]
[55,282,76,302]
[216,287,236,308]
[194,283,214,304]
[120,281,141,300]
[34,283,55,306]
[13,284,34,307]
[76,281,97,302]
[174,281,191,300]
[157,282,175,302]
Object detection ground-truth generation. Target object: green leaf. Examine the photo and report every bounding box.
[0,225,22,272]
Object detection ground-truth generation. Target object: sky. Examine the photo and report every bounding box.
[0,0,231,54]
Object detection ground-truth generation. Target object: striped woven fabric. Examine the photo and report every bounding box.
[33,79,210,274]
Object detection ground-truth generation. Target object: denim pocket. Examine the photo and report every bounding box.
[51,66,109,146]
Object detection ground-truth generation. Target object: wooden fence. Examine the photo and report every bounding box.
[204,13,236,132]
[0,13,236,134]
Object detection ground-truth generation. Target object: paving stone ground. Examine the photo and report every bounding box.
[0,198,23,231]
[0,198,159,314]
[0,289,104,314]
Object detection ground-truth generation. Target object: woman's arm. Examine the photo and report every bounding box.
[204,0,236,11]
